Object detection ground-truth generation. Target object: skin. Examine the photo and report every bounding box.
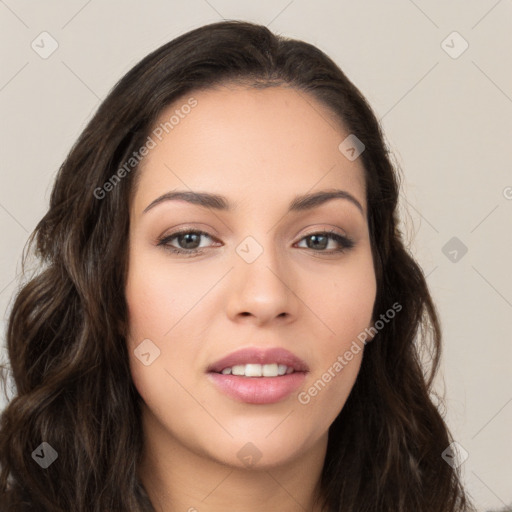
[125,84,377,512]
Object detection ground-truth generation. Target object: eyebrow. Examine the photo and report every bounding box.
[142,188,365,216]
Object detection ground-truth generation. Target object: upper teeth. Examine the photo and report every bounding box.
[221,363,294,377]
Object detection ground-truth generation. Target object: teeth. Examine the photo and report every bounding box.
[220,363,294,377]
[262,363,277,377]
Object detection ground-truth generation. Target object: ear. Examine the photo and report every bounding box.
[365,326,376,343]
[354,326,376,348]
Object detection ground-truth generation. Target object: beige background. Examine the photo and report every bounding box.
[1,1,511,510]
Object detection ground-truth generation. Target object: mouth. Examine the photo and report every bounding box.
[206,347,309,404]
[214,363,298,377]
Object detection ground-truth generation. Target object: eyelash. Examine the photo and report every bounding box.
[156,228,355,257]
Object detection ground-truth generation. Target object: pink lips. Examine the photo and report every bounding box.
[206,347,309,405]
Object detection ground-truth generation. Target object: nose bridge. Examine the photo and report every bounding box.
[227,231,295,321]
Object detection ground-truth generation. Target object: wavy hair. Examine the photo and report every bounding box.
[0,20,475,511]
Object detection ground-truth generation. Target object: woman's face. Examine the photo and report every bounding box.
[125,84,377,469]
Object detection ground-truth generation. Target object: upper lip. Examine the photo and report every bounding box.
[207,347,310,374]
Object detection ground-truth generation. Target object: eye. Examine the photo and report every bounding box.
[157,228,355,257]
[295,231,355,253]
[157,229,216,256]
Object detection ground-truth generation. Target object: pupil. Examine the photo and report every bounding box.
[180,233,200,249]
[309,234,327,250]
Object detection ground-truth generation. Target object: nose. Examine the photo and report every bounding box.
[225,240,298,326]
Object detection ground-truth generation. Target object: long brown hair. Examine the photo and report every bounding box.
[0,20,475,511]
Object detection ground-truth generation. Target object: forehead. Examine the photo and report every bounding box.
[133,85,367,215]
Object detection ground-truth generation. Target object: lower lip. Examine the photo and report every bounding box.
[207,372,307,404]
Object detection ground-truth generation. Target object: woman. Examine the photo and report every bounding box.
[0,20,475,512]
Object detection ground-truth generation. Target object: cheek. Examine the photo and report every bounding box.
[311,250,377,350]
[125,279,173,343]
[295,253,376,430]
[124,250,209,344]
[124,253,217,420]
